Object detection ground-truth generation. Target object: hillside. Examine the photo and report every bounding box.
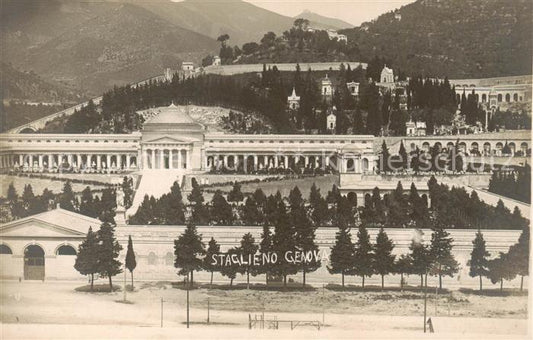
[1,0,218,97]
[1,63,80,103]
[294,10,354,30]
[340,0,532,78]
[136,0,296,46]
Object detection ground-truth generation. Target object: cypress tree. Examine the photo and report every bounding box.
[507,225,530,291]
[242,196,261,225]
[125,235,137,288]
[259,223,273,284]
[271,200,298,287]
[374,228,396,290]
[59,181,76,212]
[227,183,244,202]
[74,226,99,291]
[409,231,431,288]
[468,230,489,291]
[188,178,210,225]
[174,223,205,287]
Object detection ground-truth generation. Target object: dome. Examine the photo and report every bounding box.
[144,104,198,125]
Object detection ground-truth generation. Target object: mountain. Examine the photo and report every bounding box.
[1,0,219,97]
[340,0,532,78]
[294,10,354,30]
[136,0,296,46]
[1,62,80,103]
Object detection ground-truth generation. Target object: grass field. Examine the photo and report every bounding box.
[0,175,111,197]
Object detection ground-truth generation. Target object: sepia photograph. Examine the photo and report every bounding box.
[0,0,531,338]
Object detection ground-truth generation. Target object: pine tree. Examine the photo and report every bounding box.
[507,225,529,291]
[487,252,516,292]
[204,237,221,285]
[174,223,205,287]
[125,235,137,288]
[409,232,431,288]
[238,233,259,289]
[468,230,489,291]
[395,254,412,290]
[328,223,355,288]
[429,223,459,290]
[210,190,234,225]
[74,226,99,291]
[374,228,395,289]
[353,224,374,288]
[220,247,239,286]
[97,221,123,290]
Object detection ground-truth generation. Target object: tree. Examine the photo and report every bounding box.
[398,141,408,170]
[125,235,137,288]
[59,181,76,212]
[122,177,134,209]
[210,190,234,225]
[409,232,432,288]
[7,182,18,203]
[353,224,374,288]
[97,221,123,290]
[74,227,99,291]
[271,200,298,287]
[290,186,320,286]
[174,223,205,287]
[328,225,355,288]
[220,247,239,286]
[160,181,185,224]
[238,233,259,289]
[378,141,391,173]
[188,178,210,225]
[374,228,396,289]
[242,196,261,225]
[259,223,274,284]
[395,254,412,290]
[487,252,515,292]
[227,183,244,202]
[468,230,489,291]
[204,237,221,285]
[507,225,529,291]
[429,223,459,290]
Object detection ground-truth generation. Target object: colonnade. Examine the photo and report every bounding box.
[0,153,138,172]
[142,148,190,170]
[204,153,374,173]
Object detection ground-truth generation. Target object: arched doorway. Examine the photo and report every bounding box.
[24,245,45,280]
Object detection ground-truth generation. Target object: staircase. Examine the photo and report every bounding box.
[126,170,185,217]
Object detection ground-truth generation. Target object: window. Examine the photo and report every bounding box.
[0,244,12,254]
[56,245,76,255]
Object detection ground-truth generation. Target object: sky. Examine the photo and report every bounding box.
[245,0,416,26]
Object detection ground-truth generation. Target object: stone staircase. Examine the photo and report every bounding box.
[126,171,185,217]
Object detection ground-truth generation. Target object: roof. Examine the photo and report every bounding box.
[144,104,199,125]
[0,207,101,237]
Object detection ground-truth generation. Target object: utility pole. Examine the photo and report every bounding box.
[207,298,210,324]
[123,263,127,302]
[187,287,190,328]
[160,298,164,328]
[423,272,427,333]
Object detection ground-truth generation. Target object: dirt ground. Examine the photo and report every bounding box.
[0,280,529,339]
